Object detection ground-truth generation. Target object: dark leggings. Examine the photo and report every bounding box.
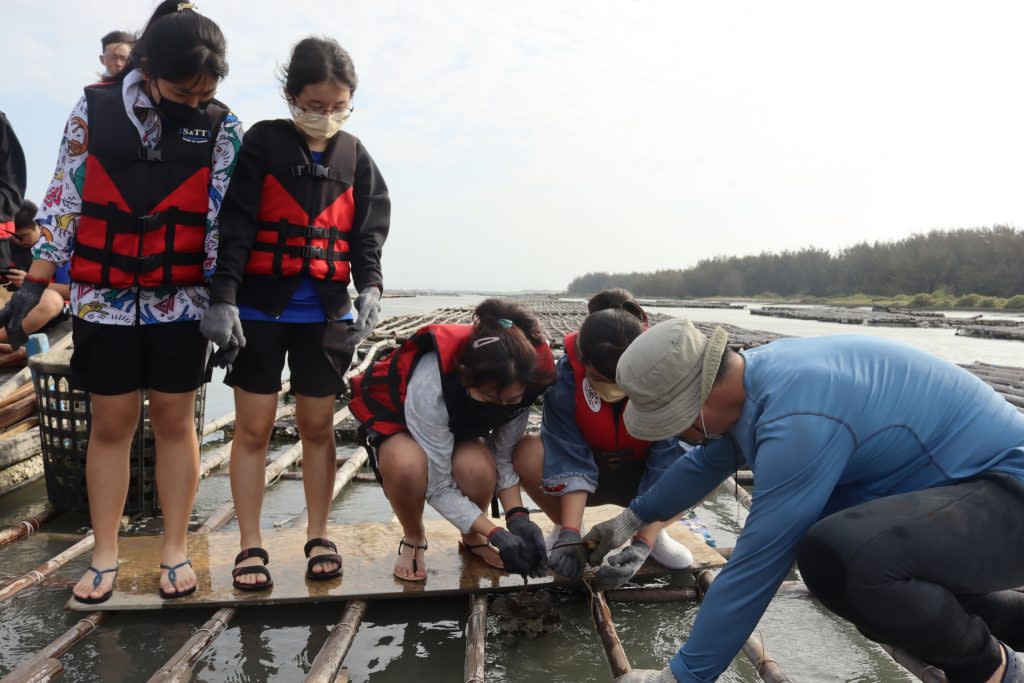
[797,474,1024,683]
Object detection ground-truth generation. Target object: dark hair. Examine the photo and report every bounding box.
[713,347,738,387]
[459,299,554,390]
[13,200,38,229]
[578,289,647,380]
[281,37,358,98]
[111,1,227,83]
[101,30,136,49]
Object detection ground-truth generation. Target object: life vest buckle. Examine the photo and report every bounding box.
[301,245,326,259]
[137,214,162,232]
[137,148,163,162]
[305,226,328,239]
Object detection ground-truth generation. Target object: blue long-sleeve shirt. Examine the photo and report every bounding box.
[628,335,1024,683]
[541,352,688,496]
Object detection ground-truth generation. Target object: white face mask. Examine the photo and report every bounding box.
[289,102,347,141]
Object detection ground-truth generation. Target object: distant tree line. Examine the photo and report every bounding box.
[566,226,1024,299]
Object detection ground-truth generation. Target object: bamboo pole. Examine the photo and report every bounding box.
[878,645,948,683]
[0,506,57,550]
[200,381,292,438]
[279,449,368,528]
[198,404,296,479]
[694,570,791,683]
[720,476,753,511]
[305,601,368,683]
[464,595,487,683]
[0,332,72,402]
[591,590,632,678]
[146,609,234,683]
[0,613,104,683]
[2,659,63,683]
[0,533,96,603]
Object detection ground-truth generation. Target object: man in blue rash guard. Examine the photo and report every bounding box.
[585,319,1024,683]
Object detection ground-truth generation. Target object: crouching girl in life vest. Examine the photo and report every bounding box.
[513,290,694,590]
[348,299,555,581]
[202,37,390,590]
[0,2,242,603]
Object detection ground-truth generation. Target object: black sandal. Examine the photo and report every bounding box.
[394,537,428,582]
[304,538,344,581]
[73,564,119,605]
[232,547,273,592]
[159,558,197,600]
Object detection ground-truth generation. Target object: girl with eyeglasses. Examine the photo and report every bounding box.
[204,36,390,590]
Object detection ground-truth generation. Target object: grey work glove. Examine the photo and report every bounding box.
[350,286,381,337]
[505,509,548,578]
[615,667,678,682]
[592,538,652,592]
[548,528,586,580]
[488,528,536,577]
[0,278,47,350]
[584,507,644,565]
[200,302,245,350]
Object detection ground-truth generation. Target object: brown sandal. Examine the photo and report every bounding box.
[458,539,504,570]
[394,538,428,582]
[304,538,343,581]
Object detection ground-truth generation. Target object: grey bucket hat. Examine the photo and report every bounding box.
[616,318,729,441]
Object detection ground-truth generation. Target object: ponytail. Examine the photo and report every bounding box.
[459,299,554,389]
[579,289,647,380]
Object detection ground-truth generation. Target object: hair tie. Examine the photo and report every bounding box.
[472,336,501,349]
[177,2,198,11]
[497,318,514,329]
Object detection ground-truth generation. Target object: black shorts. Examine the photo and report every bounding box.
[587,451,646,507]
[224,320,352,397]
[71,318,211,395]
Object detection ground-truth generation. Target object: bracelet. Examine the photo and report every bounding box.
[504,506,529,521]
[24,274,50,285]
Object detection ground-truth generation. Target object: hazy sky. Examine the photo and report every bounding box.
[4,1,1024,291]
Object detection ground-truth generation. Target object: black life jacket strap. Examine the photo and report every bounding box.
[256,221,351,241]
[250,243,350,262]
[72,242,205,279]
[81,201,207,234]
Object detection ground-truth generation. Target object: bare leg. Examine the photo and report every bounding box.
[0,289,64,343]
[378,433,428,579]
[72,392,140,601]
[229,388,278,586]
[295,394,340,574]
[149,389,200,596]
[452,440,502,568]
[512,434,564,523]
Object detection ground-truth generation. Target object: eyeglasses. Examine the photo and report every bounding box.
[295,102,354,117]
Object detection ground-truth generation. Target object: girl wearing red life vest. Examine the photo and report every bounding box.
[513,290,695,590]
[348,299,555,581]
[0,2,243,603]
[203,37,390,590]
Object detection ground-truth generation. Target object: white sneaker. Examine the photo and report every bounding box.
[650,529,694,569]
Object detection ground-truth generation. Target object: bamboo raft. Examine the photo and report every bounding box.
[1,299,1018,682]
[753,304,1024,339]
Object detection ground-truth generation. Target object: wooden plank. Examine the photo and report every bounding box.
[464,595,487,683]
[69,506,724,611]
[306,601,367,683]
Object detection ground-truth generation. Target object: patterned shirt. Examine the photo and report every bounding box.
[32,69,243,325]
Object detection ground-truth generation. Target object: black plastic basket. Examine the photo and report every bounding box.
[29,347,206,517]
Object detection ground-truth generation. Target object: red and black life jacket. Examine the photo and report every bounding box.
[350,324,555,441]
[244,121,355,283]
[71,81,228,288]
[564,332,651,461]
[0,222,13,239]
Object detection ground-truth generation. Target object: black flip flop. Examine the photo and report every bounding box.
[304,538,343,581]
[232,547,273,592]
[73,564,119,605]
[394,537,428,582]
[159,558,198,600]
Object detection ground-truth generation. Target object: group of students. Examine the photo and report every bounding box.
[2,3,1023,682]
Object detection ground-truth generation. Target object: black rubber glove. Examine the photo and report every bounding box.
[592,537,652,592]
[548,527,586,580]
[0,278,46,350]
[209,342,241,372]
[488,528,534,576]
[504,507,548,578]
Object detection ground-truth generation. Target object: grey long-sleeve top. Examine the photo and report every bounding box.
[405,352,529,533]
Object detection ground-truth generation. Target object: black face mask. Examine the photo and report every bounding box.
[449,395,526,441]
[153,82,211,126]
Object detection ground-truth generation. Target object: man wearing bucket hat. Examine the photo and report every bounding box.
[587,319,1024,683]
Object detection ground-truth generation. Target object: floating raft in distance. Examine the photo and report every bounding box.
[69,505,725,612]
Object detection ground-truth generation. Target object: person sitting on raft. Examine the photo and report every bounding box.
[513,290,694,589]
[586,319,1024,683]
[203,36,390,592]
[348,299,555,581]
[0,201,71,357]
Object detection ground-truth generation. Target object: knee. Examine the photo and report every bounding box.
[34,290,63,318]
[233,419,273,451]
[296,415,335,447]
[797,518,853,608]
[150,413,196,442]
[452,443,497,489]
[380,441,428,492]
